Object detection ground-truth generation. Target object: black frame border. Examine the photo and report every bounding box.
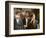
[5,1,45,37]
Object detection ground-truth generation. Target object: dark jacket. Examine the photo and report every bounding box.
[14,18,24,30]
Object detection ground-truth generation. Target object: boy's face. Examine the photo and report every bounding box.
[15,13,21,19]
[25,12,29,18]
[21,12,26,18]
[22,12,26,16]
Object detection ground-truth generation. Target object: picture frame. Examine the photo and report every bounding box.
[5,1,45,37]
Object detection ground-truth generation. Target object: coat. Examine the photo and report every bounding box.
[14,18,26,30]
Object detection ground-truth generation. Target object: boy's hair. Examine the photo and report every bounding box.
[15,10,21,15]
